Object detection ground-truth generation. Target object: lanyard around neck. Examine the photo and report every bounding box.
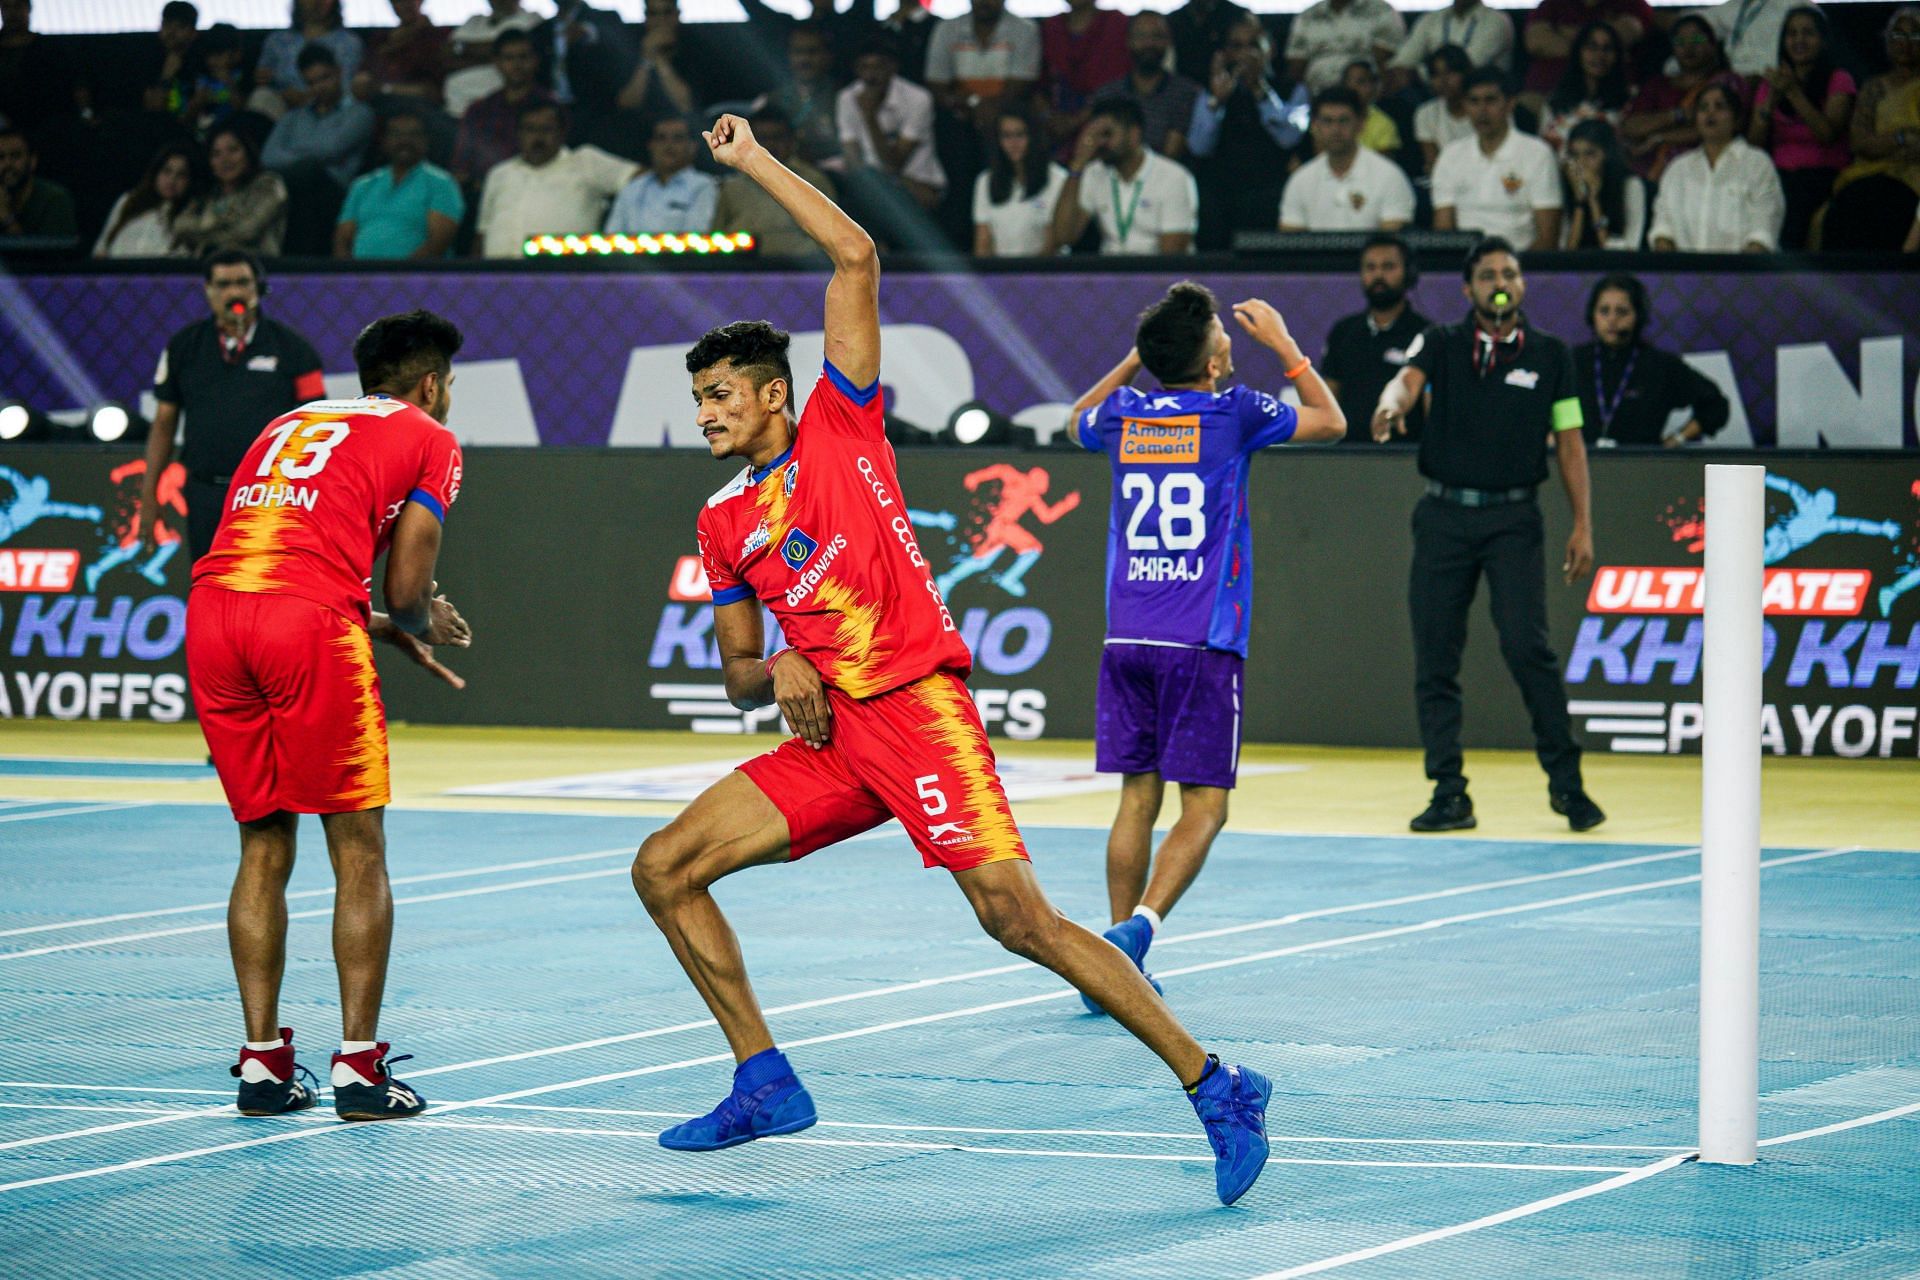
[1110,169,1145,244]
[1593,345,1638,438]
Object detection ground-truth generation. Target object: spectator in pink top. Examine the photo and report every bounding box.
[1749,4,1855,247]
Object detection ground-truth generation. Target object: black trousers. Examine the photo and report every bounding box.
[1408,494,1582,798]
[184,474,229,564]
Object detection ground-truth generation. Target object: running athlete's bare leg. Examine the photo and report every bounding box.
[955,859,1208,1082]
[320,809,392,1043]
[230,811,298,1043]
[632,771,794,1063]
[1138,784,1230,921]
[1104,772,1164,923]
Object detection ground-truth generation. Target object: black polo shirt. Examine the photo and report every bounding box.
[1407,313,1583,491]
[1573,339,1730,448]
[152,315,326,481]
[1321,305,1429,444]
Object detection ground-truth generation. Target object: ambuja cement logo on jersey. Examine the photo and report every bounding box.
[1568,472,1920,757]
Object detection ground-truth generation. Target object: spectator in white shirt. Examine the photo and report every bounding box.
[1051,97,1197,254]
[1415,44,1476,172]
[837,36,948,249]
[445,1,542,117]
[1649,79,1785,251]
[94,142,197,259]
[924,0,1043,143]
[1559,118,1647,247]
[1280,87,1414,230]
[1702,0,1798,78]
[1285,0,1405,94]
[1432,68,1563,249]
[974,109,1068,256]
[1388,0,1513,93]
[474,100,637,257]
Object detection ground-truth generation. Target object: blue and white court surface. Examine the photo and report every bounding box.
[1,763,1916,1278]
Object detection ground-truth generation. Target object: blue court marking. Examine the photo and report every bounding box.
[0,803,1914,1278]
[0,756,217,780]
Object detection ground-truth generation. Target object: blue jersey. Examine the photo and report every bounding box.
[1076,384,1296,656]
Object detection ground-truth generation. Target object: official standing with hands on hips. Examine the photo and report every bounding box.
[140,249,328,564]
[1372,236,1606,834]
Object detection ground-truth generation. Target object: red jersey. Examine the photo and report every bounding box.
[697,364,971,699]
[193,395,463,624]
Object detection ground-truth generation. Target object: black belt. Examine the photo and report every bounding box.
[1425,481,1536,508]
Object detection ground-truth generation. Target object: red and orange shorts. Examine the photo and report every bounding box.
[187,588,391,824]
[740,671,1030,872]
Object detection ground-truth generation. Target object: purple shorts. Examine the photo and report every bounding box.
[1094,643,1244,789]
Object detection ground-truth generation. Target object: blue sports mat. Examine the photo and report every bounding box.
[0,804,1914,1278]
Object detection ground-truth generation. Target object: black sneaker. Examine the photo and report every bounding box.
[1551,790,1607,832]
[231,1026,319,1117]
[331,1043,427,1122]
[1410,793,1476,832]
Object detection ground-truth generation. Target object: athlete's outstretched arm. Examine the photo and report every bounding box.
[704,113,879,389]
[716,598,833,748]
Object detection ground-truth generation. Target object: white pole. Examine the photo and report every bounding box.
[1700,463,1765,1165]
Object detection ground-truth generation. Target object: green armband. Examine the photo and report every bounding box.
[1551,397,1584,432]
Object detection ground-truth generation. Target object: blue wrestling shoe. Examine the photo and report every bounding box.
[659,1048,818,1151]
[1188,1056,1272,1206]
[1081,914,1165,1015]
[231,1027,318,1117]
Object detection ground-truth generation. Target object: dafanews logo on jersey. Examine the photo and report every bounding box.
[1566,470,1920,757]
[784,533,849,608]
[644,455,1093,739]
[780,528,821,570]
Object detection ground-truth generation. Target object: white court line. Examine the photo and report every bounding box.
[0,1083,231,1097]
[0,845,1865,1195]
[0,802,144,825]
[0,1109,214,1151]
[0,1096,1693,1153]
[1756,1099,1920,1146]
[406,843,1706,1081]
[0,864,636,962]
[1244,1068,1918,1277]
[0,846,635,940]
[475,1104,1694,1151]
[1250,1153,1699,1279]
[399,1118,1639,1172]
[1155,847,1858,985]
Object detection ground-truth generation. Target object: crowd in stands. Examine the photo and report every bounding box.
[2,0,1919,260]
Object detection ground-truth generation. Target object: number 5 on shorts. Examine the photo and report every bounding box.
[915,774,948,817]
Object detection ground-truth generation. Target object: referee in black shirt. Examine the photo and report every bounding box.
[138,250,327,562]
[1372,237,1605,833]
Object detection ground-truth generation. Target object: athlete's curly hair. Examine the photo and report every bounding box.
[1134,281,1218,386]
[685,320,793,396]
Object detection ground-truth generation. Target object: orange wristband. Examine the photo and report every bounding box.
[765,647,793,679]
[1285,357,1312,379]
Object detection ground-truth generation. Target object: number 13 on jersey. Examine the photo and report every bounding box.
[257,420,351,481]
